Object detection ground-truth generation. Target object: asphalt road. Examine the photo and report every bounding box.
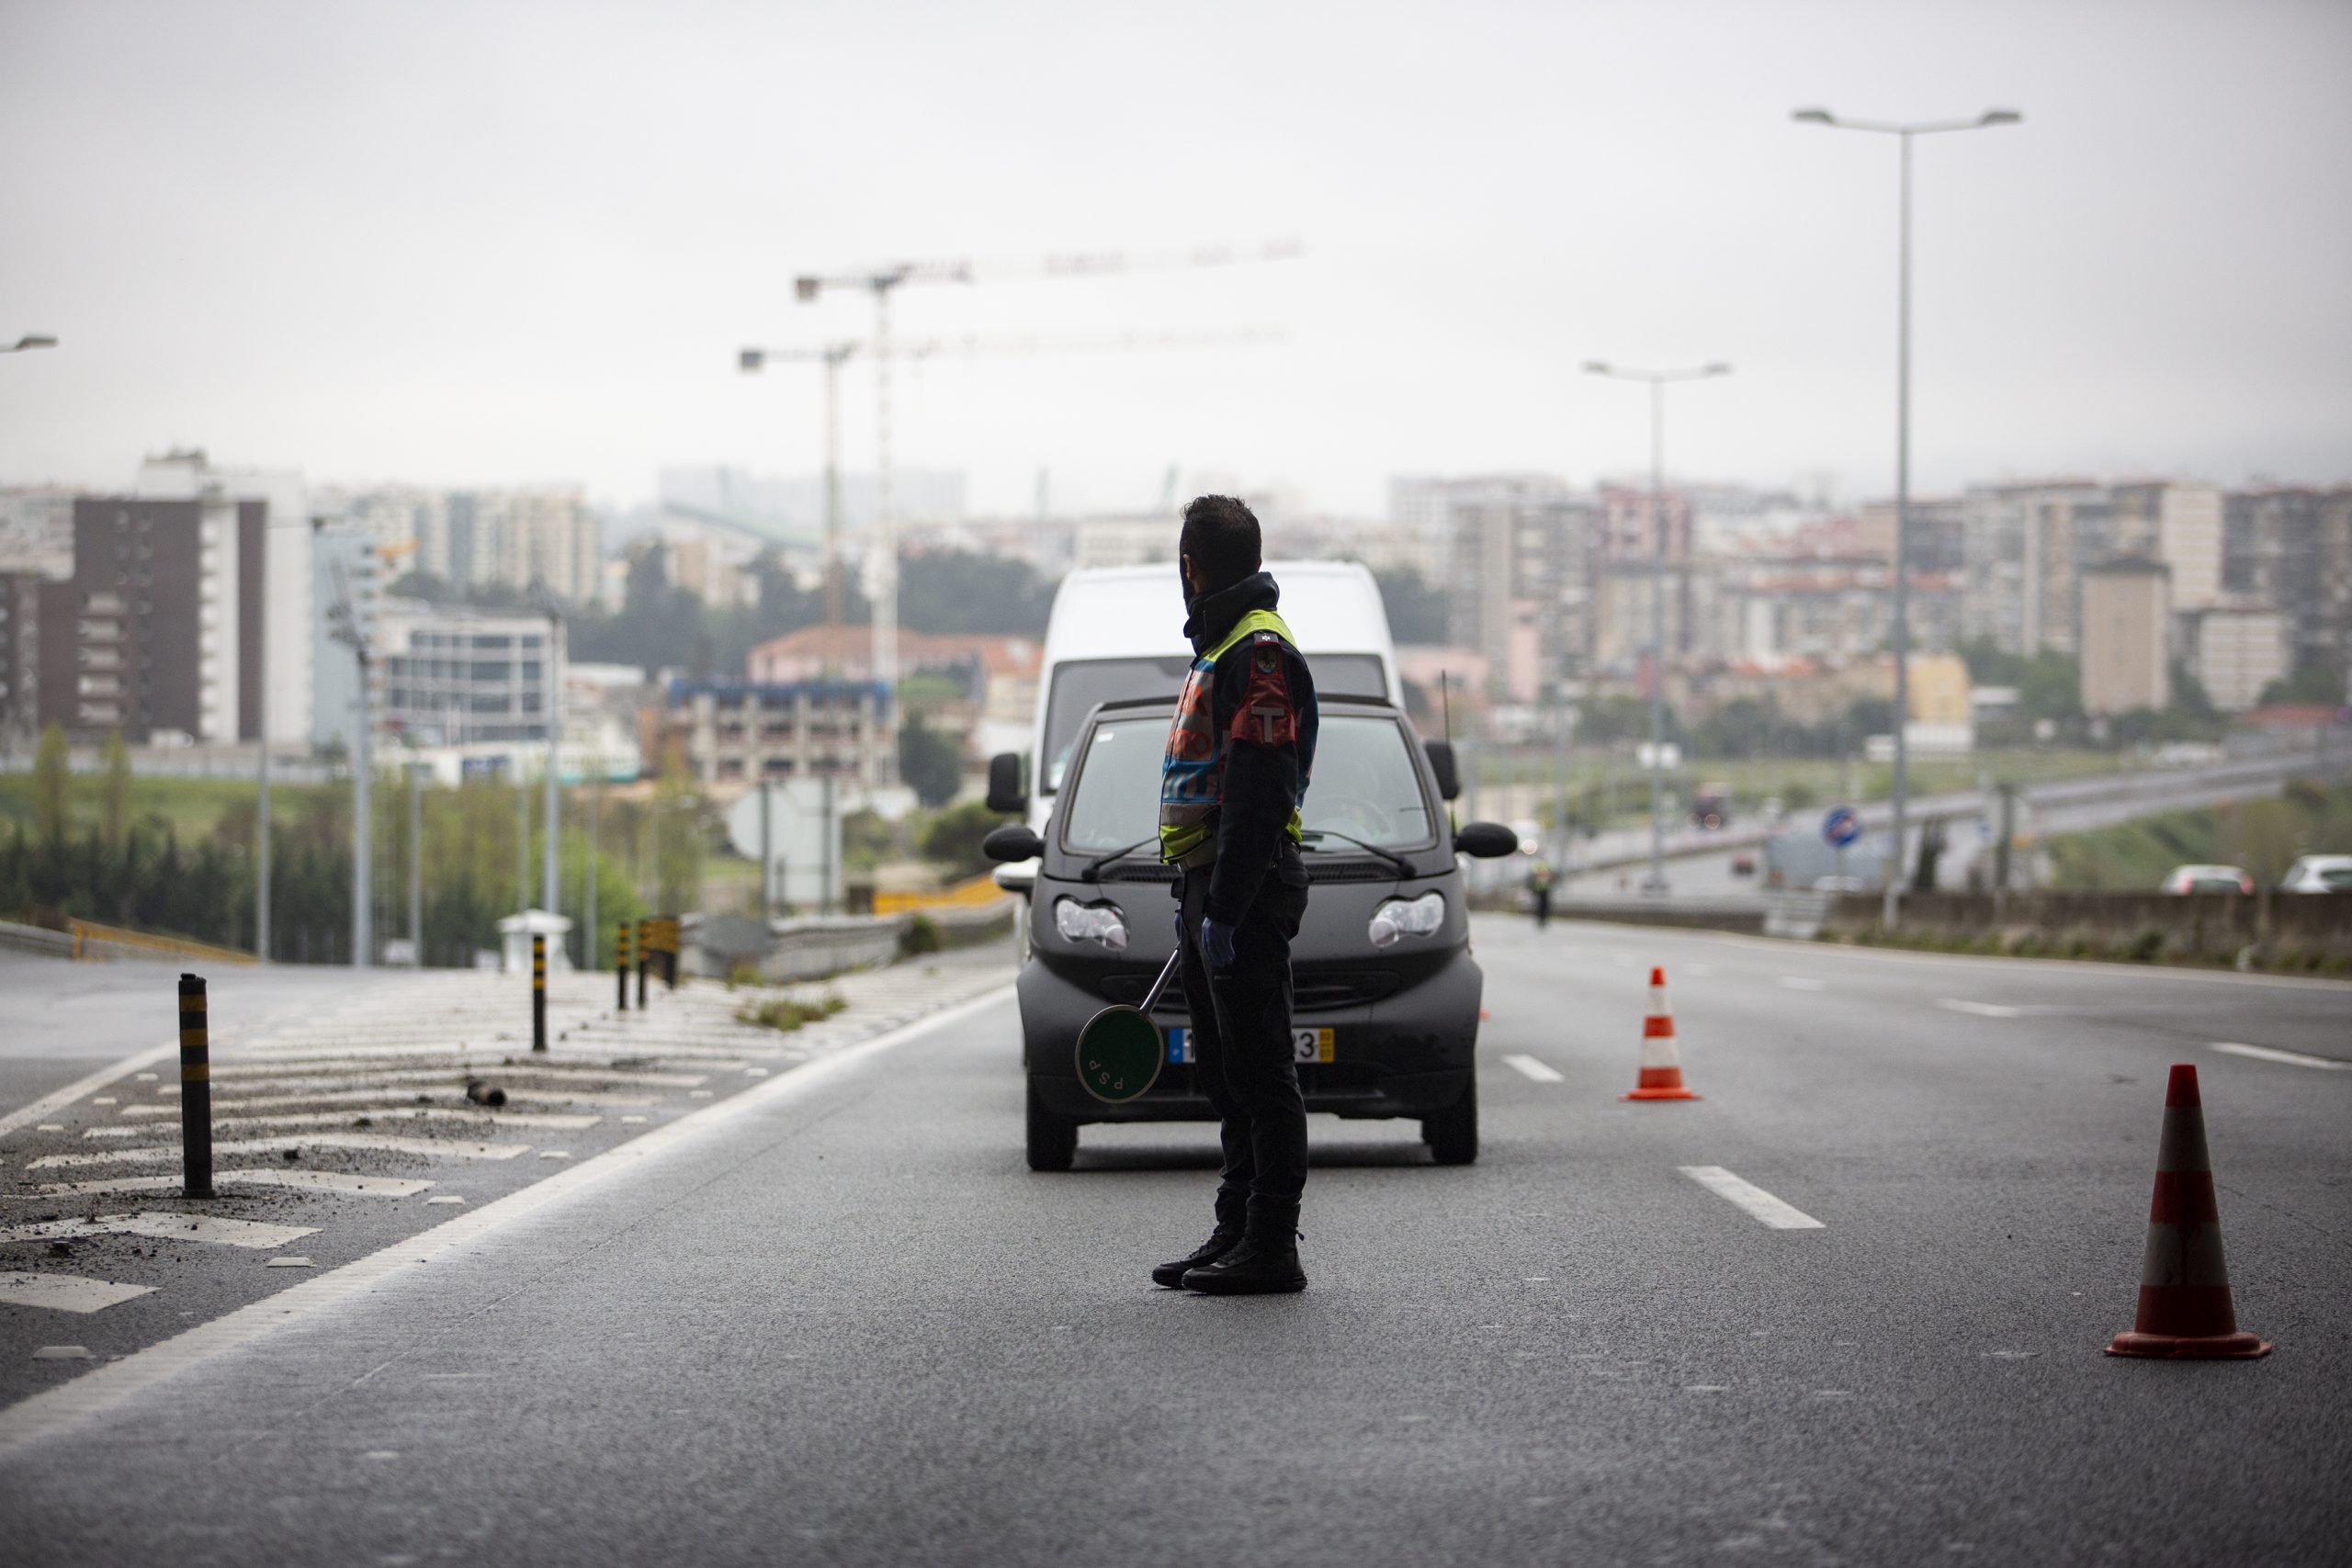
[4,922,2348,1566]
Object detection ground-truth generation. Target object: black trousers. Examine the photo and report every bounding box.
[1176,858,1310,1212]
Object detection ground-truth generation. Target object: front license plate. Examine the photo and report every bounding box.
[1164,1027,1335,1065]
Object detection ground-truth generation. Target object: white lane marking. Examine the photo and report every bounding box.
[204,1063,707,1089]
[1678,1166,1826,1231]
[0,1213,319,1250]
[2211,1042,2352,1072]
[28,1134,530,1170]
[266,1257,314,1269]
[0,1039,179,1142]
[0,1272,158,1314]
[1778,977,1826,992]
[1502,1055,1565,1084]
[17,1170,434,1199]
[0,980,1015,1456]
[31,1347,92,1360]
[1936,999,2021,1019]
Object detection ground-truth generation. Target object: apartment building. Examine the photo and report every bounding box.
[2079,558,2172,716]
[658,679,895,793]
[373,599,560,746]
[36,494,266,743]
[2224,486,2352,684]
[2113,479,2223,610]
[1444,492,1595,700]
[1962,479,2115,655]
[2183,604,2288,713]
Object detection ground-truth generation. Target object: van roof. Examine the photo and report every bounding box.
[1041,558,1395,665]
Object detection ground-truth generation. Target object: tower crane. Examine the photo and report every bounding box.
[739,324,1285,681]
[784,241,1301,697]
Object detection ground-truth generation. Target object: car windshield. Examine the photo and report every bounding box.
[2315,867,2352,891]
[1059,711,1434,853]
[1040,651,1388,793]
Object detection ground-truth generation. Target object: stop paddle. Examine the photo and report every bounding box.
[1076,947,1180,1104]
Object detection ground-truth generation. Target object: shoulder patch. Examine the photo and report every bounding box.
[1253,644,1281,673]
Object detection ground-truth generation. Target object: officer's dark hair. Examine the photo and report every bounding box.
[1179,495,1262,595]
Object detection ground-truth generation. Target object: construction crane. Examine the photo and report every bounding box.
[739,324,1284,680]
[786,241,1302,698]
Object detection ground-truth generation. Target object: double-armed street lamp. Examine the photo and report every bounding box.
[1793,106,2021,927]
[1583,359,1732,897]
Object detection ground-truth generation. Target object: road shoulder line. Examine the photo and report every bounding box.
[0,981,1014,1461]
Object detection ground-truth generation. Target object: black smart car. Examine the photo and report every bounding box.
[983,693,1518,1171]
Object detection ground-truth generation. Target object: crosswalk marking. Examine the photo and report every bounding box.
[1502,1055,1565,1084]
[1679,1166,1826,1231]
[1,1212,319,1250]
[28,1134,531,1170]
[17,1170,435,1199]
[0,1271,158,1314]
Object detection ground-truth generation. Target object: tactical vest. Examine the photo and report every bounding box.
[1158,608,1313,867]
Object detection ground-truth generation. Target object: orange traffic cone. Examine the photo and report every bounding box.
[2106,1064,2269,1359]
[1622,965,1699,1101]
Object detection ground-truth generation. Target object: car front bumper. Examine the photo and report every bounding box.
[1017,947,1482,1124]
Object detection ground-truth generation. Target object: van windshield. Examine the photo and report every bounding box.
[1059,712,1434,853]
[1041,651,1388,792]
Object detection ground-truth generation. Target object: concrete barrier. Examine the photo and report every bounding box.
[1816,890,2352,966]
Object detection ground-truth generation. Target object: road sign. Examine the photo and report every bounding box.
[723,780,843,910]
[1822,806,1863,850]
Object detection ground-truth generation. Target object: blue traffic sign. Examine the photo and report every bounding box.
[1822,806,1863,849]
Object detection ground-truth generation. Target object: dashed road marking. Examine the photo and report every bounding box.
[2211,1042,2352,1072]
[0,1271,158,1314]
[1937,999,2022,1019]
[1502,1055,1565,1084]
[0,1213,319,1250]
[1678,1166,1826,1231]
[1778,977,1826,992]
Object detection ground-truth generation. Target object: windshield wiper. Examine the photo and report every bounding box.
[1298,829,1412,876]
[1080,838,1158,882]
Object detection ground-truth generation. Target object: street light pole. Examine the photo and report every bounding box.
[1794,106,2020,929]
[1583,360,1732,897]
[542,609,560,919]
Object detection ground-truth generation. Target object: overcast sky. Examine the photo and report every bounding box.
[3,0,2347,519]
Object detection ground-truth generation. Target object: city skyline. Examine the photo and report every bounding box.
[2,0,2347,516]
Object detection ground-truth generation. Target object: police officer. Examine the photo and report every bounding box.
[1529,858,1555,931]
[1149,495,1319,1295]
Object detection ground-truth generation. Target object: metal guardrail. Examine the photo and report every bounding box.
[66,919,258,966]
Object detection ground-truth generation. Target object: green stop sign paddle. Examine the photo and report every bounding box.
[1075,949,1179,1104]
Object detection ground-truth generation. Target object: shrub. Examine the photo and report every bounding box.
[735,992,847,1032]
[900,912,942,957]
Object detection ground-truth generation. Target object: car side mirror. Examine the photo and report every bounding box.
[1453,821,1518,859]
[1423,739,1460,801]
[982,824,1045,863]
[985,752,1026,816]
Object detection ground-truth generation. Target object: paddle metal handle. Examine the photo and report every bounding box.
[1138,947,1181,1014]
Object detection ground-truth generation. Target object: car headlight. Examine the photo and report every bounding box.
[1054,897,1128,951]
[1368,891,1444,949]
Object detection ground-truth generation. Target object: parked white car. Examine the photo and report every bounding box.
[2159,863,2254,895]
[2277,855,2352,893]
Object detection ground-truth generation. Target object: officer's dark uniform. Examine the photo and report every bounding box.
[1152,569,1319,1293]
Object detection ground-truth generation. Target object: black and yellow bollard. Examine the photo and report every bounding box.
[531,933,548,1052]
[615,922,630,1012]
[636,918,650,1010]
[179,972,214,1199]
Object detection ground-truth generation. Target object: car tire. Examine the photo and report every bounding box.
[1420,1067,1478,1166]
[1025,1078,1078,1171]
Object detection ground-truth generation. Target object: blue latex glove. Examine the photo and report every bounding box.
[1199,916,1238,970]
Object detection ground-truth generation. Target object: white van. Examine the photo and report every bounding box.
[988,559,1402,845]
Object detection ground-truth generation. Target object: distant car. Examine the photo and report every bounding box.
[1730,853,1757,876]
[2160,863,2255,895]
[1690,783,1731,830]
[2278,855,2352,894]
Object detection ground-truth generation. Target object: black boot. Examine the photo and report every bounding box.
[1151,1191,1245,1288]
[1182,1197,1306,1294]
